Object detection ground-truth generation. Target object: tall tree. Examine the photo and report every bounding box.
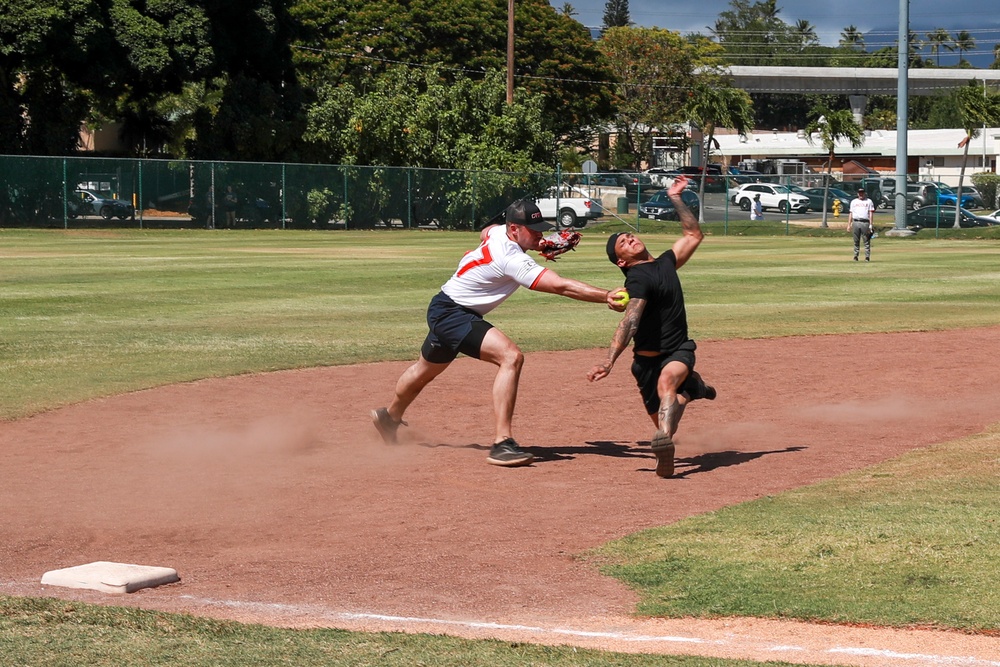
[839,25,865,51]
[685,83,754,221]
[927,28,955,66]
[292,0,614,157]
[712,0,797,66]
[804,106,865,228]
[602,0,630,29]
[793,19,818,49]
[559,3,577,18]
[951,82,1000,228]
[597,27,716,170]
[954,30,976,64]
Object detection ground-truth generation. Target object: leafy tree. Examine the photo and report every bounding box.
[951,82,1000,228]
[291,0,613,155]
[804,106,865,228]
[712,0,798,66]
[927,28,955,66]
[0,0,215,156]
[597,27,714,170]
[559,3,577,18]
[602,0,630,28]
[303,67,554,228]
[686,83,754,220]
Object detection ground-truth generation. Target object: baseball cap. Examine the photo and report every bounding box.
[606,232,629,275]
[606,233,622,264]
[506,199,553,231]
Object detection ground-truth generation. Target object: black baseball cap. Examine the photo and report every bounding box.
[606,233,629,275]
[606,233,622,264]
[506,199,553,231]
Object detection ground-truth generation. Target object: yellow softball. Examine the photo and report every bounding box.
[613,289,630,307]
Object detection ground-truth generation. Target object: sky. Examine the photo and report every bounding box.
[552,0,999,67]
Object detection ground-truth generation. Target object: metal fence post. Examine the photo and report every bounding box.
[138,159,143,229]
[62,158,68,230]
[407,168,412,229]
[281,163,286,229]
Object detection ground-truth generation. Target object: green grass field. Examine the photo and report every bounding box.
[3,227,1000,664]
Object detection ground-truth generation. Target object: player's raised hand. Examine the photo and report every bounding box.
[669,175,690,197]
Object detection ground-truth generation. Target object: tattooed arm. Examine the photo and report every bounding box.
[669,180,704,270]
[587,297,646,382]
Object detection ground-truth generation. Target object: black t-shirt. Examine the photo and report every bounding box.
[624,249,690,354]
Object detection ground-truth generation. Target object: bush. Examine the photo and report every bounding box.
[971,172,1000,209]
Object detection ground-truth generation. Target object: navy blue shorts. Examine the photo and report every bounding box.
[630,341,698,415]
[420,292,494,364]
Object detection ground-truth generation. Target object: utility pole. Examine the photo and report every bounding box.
[506,0,514,104]
[891,0,911,233]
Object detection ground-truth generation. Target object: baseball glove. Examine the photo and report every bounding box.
[538,230,582,261]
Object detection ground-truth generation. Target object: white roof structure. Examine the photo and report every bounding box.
[714,128,1000,159]
[726,66,1000,96]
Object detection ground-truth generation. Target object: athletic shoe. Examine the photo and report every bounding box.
[651,430,675,478]
[371,407,406,444]
[487,438,534,467]
[687,372,717,401]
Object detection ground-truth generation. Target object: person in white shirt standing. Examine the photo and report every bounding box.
[848,187,876,262]
[371,199,624,467]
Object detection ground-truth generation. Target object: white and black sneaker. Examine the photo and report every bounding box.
[486,438,534,467]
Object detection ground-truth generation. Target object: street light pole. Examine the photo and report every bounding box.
[506,0,514,104]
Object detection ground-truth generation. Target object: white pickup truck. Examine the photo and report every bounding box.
[534,185,604,229]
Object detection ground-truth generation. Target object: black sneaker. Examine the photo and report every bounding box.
[371,407,406,444]
[487,438,534,467]
[687,372,717,401]
[651,430,675,478]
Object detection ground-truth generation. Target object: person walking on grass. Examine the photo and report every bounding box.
[849,187,876,262]
[371,199,624,467]
[588,176,716,478]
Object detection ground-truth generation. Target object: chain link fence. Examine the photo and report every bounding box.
[1,155,995,232]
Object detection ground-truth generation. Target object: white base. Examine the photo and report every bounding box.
[41,561,179,594]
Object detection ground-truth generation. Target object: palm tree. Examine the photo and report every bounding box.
[686,84,755,222]
[805,107,866,228]
[839,25,864,51]
[954,30,976,64]
[926,28,954,66]
[994,43,1000,67]
[794,19,818,49]
[559,3,577,18]
[952,83,999,228]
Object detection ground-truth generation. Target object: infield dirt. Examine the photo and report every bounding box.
[3,328,1000,667]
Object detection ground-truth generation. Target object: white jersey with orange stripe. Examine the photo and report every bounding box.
[441,224,548,315]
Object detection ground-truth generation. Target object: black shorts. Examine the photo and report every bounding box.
[630,341,697,415]
[420,292,494,364]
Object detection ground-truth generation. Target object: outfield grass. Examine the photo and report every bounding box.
[3,227,1000,663]
[2,227,1000,419]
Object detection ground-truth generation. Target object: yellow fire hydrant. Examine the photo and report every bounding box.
[832,199,842,217]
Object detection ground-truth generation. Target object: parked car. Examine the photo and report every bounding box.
[590,172,656,193]
[989,209,1000,221]
[906,182,976,211]
[729,183,810,213]
[644,167,681,187]
[534,185,603,229]
[929,181,985,209]
[677,165,726,192]
[802,187,854,212]
[906,205,999,229]
[638,189,701,221]
[74,189,135,220]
